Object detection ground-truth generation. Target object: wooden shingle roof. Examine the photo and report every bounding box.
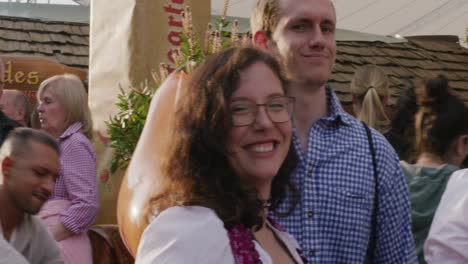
[0,15,89,70]
[331,36,468,111]
[2,15,466,110]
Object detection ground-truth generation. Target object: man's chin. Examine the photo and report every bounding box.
[295,73,329,88]
[25,206,41,215]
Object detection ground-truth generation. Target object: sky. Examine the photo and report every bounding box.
[213,0,467,38]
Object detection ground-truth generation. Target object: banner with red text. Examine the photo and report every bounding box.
[89,0,210,224]
[0,55,86,102]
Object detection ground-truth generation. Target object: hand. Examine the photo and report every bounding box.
[49,223,74,241]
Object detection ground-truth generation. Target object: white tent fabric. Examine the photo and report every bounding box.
[212,0,468,41]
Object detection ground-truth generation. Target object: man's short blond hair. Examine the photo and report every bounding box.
[251,0,337,36]
[250,0,281,37]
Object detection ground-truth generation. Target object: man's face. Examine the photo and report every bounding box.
[3,141,60,215]
[270,0,337,87]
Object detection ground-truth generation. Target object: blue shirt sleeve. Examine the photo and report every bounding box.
[374,133,417,263]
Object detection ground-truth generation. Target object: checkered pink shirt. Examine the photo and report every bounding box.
[49,122,99,234]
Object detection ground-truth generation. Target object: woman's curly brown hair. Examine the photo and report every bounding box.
[148,47,298,229]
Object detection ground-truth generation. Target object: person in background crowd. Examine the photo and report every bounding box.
[0,59,21,145]
[400,75,468,263]
[424,168,468,263]
[0,128,63,264]
[36,74,99,264]
[136,47,304,264]
[350,64,391,135]
[385,78,418,162]
[0,89,31,126]
[251,0,416,262]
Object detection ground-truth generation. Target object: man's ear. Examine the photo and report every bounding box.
[1,157,12,181]
[253,31,268,48]
[15,108,25,122]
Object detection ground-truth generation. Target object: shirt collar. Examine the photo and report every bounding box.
[59,122,83,140]
[322,85,353,126]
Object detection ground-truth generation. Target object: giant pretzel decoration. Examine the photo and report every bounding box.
[117,72,188,256]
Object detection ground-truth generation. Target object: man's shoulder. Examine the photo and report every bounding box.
[0,111,21,145]
[31,216,64,263]
[340,114,397,155]
[0,111,21,128]
[320,114,400,174]
[23,215,48,234]
[0,239,29,264]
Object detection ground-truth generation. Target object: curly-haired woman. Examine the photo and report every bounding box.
[135,47,303,264]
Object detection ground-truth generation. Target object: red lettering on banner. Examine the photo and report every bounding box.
[163,4,183,15]
[23,90,36,100]
[166,66,175,73]
[168,15,183,28]
[163,0,185,73]
[167,49,180,64]
[168,31,182,46]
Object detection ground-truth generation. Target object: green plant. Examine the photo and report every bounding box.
[105,83,155,173]
[106,1,249,174]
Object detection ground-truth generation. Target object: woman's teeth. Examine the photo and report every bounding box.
[250,143,274,153]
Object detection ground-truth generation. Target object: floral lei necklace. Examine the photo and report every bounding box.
[226,218,307,264]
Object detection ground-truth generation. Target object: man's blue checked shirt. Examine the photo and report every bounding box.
[276,86,417,263]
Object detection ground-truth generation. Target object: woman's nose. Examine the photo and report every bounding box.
[253,106,274,129]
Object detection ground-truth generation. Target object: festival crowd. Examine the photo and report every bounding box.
[0,0,467,263]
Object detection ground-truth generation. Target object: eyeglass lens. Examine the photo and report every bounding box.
[230,96,294,126]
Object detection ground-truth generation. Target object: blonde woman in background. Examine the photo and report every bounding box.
[36,74,98,264]
[351,65,391,134]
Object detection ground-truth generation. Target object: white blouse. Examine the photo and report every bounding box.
[135,205,304,264]
[424,169,468,263]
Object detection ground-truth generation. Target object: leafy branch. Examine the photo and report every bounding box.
[106,1,250,174]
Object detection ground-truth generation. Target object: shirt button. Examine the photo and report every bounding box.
[307,211,314,218]
[307,169,313,177]
[308,249,316,257]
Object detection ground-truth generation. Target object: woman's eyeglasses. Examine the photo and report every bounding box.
[229,96,295,127]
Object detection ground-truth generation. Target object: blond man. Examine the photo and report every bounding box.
[251,0,416,262]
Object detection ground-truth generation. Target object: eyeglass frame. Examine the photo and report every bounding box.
[228,96,295,127]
